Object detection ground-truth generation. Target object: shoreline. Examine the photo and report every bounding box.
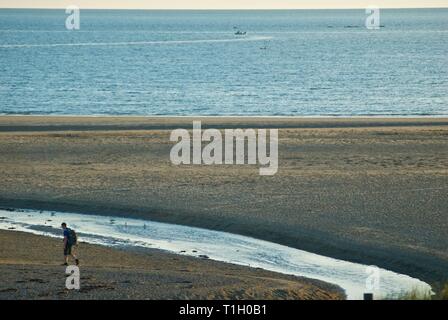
[2,197,447,288]
[0,116,447,290]
[0,207,433,299]
[0,229,345,300]
[1,115,448,132]
[3,114,448,117]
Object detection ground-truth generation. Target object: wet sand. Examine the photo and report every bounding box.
[0,230,343,300]
[0,116,447,288]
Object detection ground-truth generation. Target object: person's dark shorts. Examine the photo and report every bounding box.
[64,243,73,255]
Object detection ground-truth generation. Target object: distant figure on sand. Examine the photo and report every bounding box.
[61,222,79,266]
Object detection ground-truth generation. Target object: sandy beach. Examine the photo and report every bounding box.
[0,116,447,294]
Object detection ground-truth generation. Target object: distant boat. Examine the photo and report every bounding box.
[260,40,269,50]
[234,30,247,36]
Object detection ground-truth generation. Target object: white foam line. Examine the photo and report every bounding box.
[0,208,433,300]
[0,30,447,34]
[0,36,272,48]
[0,30,233,33]
[1,114,448,118]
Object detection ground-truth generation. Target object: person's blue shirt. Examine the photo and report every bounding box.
[63,228,70,242]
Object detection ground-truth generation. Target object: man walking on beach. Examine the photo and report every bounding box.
[61,222,79,266]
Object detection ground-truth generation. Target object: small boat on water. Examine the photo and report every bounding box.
[234,29,247,36]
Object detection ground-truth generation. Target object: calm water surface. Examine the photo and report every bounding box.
[0,9,447,116]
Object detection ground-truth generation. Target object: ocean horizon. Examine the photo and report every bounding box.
[0,8,447,116]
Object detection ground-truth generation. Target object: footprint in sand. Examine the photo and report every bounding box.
[0,288,18,293]
[28,278,47,283]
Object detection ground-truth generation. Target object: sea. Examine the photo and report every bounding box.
[0,9,447,116]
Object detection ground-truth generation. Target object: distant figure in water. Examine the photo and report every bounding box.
[61,222,79,266]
